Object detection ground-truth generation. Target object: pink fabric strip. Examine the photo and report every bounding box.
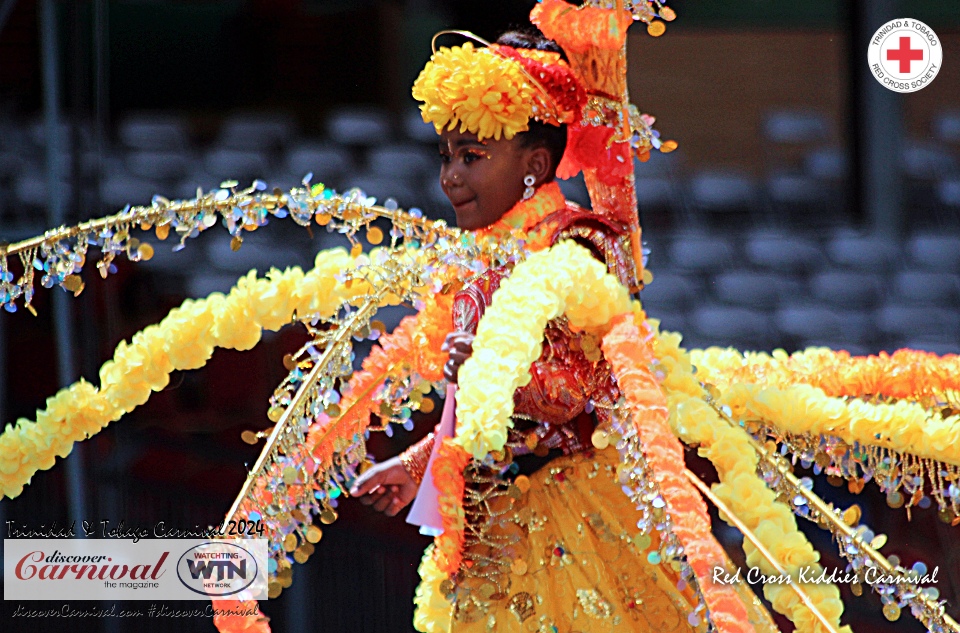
[406,384,458,535]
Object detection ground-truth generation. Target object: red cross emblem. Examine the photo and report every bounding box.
[886,36,924,73]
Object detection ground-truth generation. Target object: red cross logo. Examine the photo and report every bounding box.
[887,36,924,73]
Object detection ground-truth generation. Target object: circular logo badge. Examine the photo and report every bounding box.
[176,541,260,597]
[868,18,942,93]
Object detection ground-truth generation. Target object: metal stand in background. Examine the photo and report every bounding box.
[0,0,17,36]
[40,0,89,534]
[852,0,904,236]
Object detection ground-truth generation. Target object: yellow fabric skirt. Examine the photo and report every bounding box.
[442,446,779,633]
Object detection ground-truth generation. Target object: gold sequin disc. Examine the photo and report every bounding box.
[591,430,610,450]
[306,525,323,543]
[842,505,861,526]
[320,509,338,524]
[647,20,666,37]
[515,475,531,493]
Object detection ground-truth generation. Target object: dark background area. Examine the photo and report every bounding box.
[1,1,959,632]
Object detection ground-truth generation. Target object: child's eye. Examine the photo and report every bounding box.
[439,152,451,164]
[463,151,485,164]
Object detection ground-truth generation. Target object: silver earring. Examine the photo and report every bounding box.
[522,174,536,200]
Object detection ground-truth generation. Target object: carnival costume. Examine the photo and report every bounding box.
[2,2,959,633]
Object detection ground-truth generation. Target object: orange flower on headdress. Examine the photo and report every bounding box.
[494,45,586,126]
[413,43,537,141]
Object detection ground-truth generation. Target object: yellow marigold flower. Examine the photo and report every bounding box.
[702,428,757,475]
[254,267,305,331]
[413,43,535,141]
[413,546,453,632]
[165,299,217,370]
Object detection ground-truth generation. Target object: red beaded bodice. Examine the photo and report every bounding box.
[452,203,630,429]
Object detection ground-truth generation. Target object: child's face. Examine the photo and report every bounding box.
[437,129,534,231]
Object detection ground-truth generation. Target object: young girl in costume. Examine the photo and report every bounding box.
[350,29,779,633]
[6,4,954,633]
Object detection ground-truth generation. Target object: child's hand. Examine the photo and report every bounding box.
[349,456,419,517]
[441,331,475,383]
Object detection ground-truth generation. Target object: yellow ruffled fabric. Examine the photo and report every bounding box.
[414,545,455,633]
[690,348,960,467]
[652,326,853,633]
[0,247,377,499]
[441,447,778,633]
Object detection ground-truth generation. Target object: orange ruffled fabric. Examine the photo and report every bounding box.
[306,293,452,469]
[601,313,756,633]
[218,295,452,633]
[431,439,472,575]
[531,0,633,53]
[693,347,960,402]
[211,599,271,633]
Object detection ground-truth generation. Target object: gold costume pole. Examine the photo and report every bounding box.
[707,399,960,633]
[0,193,449,258]
[684,469,841,633]
[222,295,383,527]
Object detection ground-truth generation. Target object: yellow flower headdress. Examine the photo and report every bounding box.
[412,32,586,141]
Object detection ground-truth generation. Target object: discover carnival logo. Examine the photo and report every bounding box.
[4,538,267,600]
[868,18,942,93]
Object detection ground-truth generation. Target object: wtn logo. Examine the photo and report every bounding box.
[176,542,262,597]
[186,559,247,581]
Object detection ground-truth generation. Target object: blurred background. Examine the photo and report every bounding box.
[1,1,958,631]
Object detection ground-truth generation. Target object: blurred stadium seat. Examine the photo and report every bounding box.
[14,173,70,208]
[285,143,353,186]
[809,271,884,309]
[937,177,960,213]
[203,149,271,183]
[713,270,801,309]
[902,142,958,223]
[639,271,702,312]
[99,174,163,209]
[876,302,958,340]
[892,271,960,306]
[763,110,830,145]
[118,113,189,151]
[687,169,760,224]
[933,110,960,144]
[668,232,736,272]
[691,304,773,349]
[327,107,392,146]
[907,234,960,271]
[125,150,194,182]
[367,144,436,181]
[902,142,957,179]
[403,109,439,144]
[804,147,849,181]
[744,231,822,274]
[825,231,900,271]
[216,112,297,152]
[775,304,874,344]
[763,169,832,226]
[899,338,960,355]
